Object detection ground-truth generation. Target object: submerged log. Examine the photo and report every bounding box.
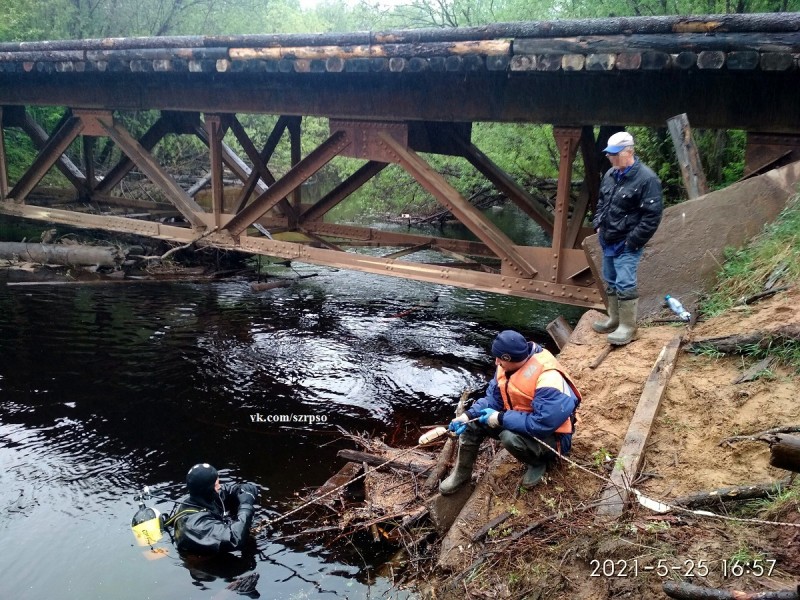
[0,242,120,266]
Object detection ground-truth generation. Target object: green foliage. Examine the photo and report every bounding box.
[702,194,800,317]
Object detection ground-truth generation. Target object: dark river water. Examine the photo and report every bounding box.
[0,218,584,599]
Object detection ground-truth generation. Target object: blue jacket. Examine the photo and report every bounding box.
[466,344,579,454]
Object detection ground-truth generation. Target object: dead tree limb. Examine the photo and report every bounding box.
[670,479,792,509]
[663,580,798,599]
[134,227,218,261]
[423,390,469,494]
[719,425,800,446]
[686,325,800,355]
[589,345,614,369]
[741,285,791,305]
[336,449,434,475]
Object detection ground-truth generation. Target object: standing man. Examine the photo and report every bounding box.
[592,131,663,345]
[440,330,581,493]
[167,463,258,555]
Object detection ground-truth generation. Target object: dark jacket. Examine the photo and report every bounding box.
[592,159,663,251]
[172,483,256,555]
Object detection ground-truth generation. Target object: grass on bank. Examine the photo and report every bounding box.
[699,192,800,371]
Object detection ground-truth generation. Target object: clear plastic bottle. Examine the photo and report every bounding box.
[665,295,691,321]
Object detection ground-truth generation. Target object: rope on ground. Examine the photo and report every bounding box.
[534,436,800,529]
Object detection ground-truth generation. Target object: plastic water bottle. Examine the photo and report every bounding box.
[665,295,691,321]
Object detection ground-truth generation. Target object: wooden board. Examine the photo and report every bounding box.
[595,335,682,519]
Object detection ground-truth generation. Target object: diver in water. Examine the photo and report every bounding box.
[166,463,259,555]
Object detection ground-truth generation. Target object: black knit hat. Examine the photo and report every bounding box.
[491,330,531,362]
[186,463,218,497]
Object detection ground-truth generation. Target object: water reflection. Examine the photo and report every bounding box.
[0,266,583,599]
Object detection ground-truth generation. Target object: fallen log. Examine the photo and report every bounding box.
[0,241,121,267]
[663,580,798,600]
[671,479,792,509]
[767,434,800,473]
[310,461,362,509]
[741,285,790,305]
[719,425,800,446]
[686,325,800,355]
[336,449,434,475]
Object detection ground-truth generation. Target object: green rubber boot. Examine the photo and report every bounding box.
[592,294,619,334]
[608,298,638,346]
[439,443,479,495]
[521,464,547,488]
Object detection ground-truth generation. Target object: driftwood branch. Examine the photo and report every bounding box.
[135,227,218,261]
[336,449,433,475]
[670,479,792,509]
[663,580,798,599]
[719,425,800,446]
[686,325,800,355]
[740,285,790,305]
[423,389,469,494]
[589,345,614,369]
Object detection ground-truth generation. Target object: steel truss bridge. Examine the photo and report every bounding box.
[1,13,800,308]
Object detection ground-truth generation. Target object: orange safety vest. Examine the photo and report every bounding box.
[495,348,581,434]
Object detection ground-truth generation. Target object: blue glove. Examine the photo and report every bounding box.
[479,408,502,428]
[448,414,469,436]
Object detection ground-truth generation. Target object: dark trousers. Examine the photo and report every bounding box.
[461,422,556,468]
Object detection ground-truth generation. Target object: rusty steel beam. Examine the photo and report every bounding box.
[90,112,207,228]
[376,130,539,279]
[0,194,601,307]
[95,115,172,194]
[18,111,87,193]
[234,115,292,213]
[205,114,224,226]
[225,130,351,236]
[551,127,582,283]
[9,114,84,202]
[454,135,554,235]
[300,160,388,223]
[298,221,495,257]
[565,126,600,249]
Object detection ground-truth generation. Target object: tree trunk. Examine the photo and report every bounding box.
[0,242,120,267]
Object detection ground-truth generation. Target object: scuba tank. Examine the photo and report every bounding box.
[131,486,164,546]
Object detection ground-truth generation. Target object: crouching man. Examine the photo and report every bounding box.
[440,330,581,493]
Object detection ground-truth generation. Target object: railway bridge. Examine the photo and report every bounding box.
[1,12,800,308]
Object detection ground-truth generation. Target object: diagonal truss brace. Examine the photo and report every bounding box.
[224,130,352,237]
[376,130,538,279]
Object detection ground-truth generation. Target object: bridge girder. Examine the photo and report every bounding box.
[0,107,604,308]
